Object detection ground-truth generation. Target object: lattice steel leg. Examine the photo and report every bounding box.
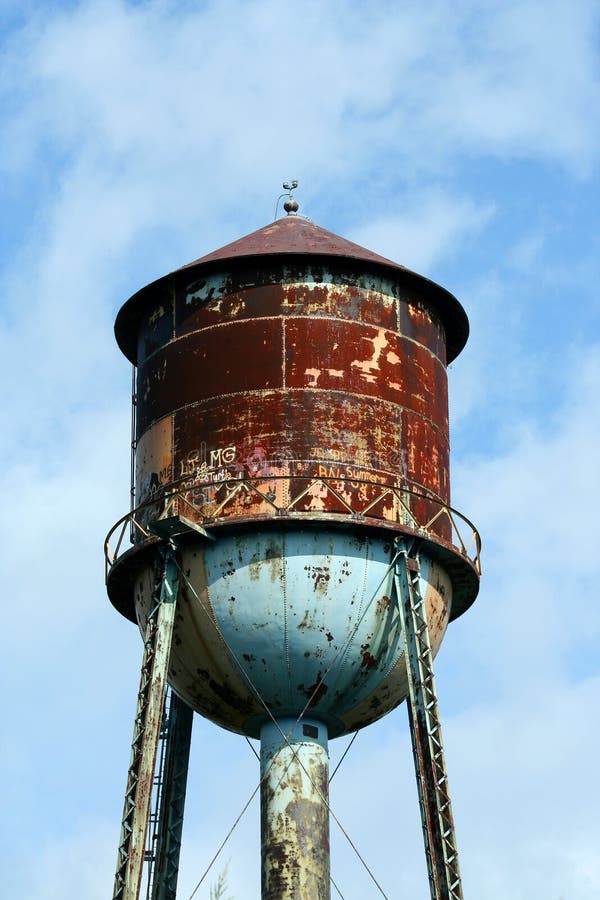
[394,538,464,900]
[113,545,180,900]
[150,691,194,900]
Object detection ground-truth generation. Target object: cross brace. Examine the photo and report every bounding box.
[394,538,464,900]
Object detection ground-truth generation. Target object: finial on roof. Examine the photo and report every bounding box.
[274,180,300,219]
[283,180,299,215]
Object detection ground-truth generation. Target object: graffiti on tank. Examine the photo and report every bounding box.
[179,444,237,482]
[310,446,372,467]
[316,464,388,486]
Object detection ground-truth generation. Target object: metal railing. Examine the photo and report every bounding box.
[105,474,481,581]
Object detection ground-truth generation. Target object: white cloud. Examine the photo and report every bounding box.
[451,345,600,691]
[508,229,547,270]
[348,191,494,274]
[3,0,599,203]
[7,820,117,900]
[410,0,600,175]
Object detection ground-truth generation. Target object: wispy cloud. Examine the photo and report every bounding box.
[349,191,495,274]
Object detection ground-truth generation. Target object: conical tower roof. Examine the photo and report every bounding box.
[115,214,469,363]
[177,214,411,272]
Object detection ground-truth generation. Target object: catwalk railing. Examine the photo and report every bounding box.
[105,474,481,579]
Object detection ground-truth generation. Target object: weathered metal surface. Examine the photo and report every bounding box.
[181,215,410,270]
[135,415,173,508]
[260,718,330,899]
[132,263,453,540]
[177,277,401,334]
[116,217,468,363]
[135,282,174,363]
[150,691,194,900]
[113,547,179,900]
[127,528,450,739]
[395,540,463,900]
[137,318,285,432]
[136,320,448,430]
[106,475,481,624]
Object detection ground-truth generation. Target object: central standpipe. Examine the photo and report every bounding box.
[260,718,330,899]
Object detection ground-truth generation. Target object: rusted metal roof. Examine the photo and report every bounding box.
[115,214,470,364]
[177,214,412,272]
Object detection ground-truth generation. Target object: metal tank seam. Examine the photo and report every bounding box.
[281,316,287,390]
[169,311,434,341]
[137,389,451,440]
[327,537,371,696]
[281,531,292,706]
[138,314,448,367]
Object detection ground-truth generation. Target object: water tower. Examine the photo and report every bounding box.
[105,186,481,900]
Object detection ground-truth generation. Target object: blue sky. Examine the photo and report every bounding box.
[1,1,599,897]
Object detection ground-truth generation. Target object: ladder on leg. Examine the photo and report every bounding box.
[143,696,170,899]
[149,689,194,900]
[113,544,180,900]
[394,538,464,900]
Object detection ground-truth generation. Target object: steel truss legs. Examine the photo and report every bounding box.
[113,545,182,900]
[149,691,194,900]
[394,538,464,900]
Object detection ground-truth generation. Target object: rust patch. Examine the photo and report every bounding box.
[300,675,328,706]
[137,318,284,433]
[360,643,377,670]
[303,564,331,592]
[398,293,446,363]
[376,595,392,615]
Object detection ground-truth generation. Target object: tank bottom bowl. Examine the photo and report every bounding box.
[131,524,452,739]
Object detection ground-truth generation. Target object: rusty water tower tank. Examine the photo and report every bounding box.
[106,201,480,899]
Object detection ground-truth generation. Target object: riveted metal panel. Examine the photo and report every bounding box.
[135,416,174,507]
[136,319,284,434]
[285,318,447,420]
[171,392,403,481]
[176,273,400,335]
[136,283,175,365]
[398,290,447,364]
[133,265,452,516]
[402,411,450,502]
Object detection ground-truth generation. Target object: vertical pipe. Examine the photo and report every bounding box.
[260,717,330,900]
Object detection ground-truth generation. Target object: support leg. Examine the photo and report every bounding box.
[394,539,464,900]
[113,545,179,900]
[150,691,194,900]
